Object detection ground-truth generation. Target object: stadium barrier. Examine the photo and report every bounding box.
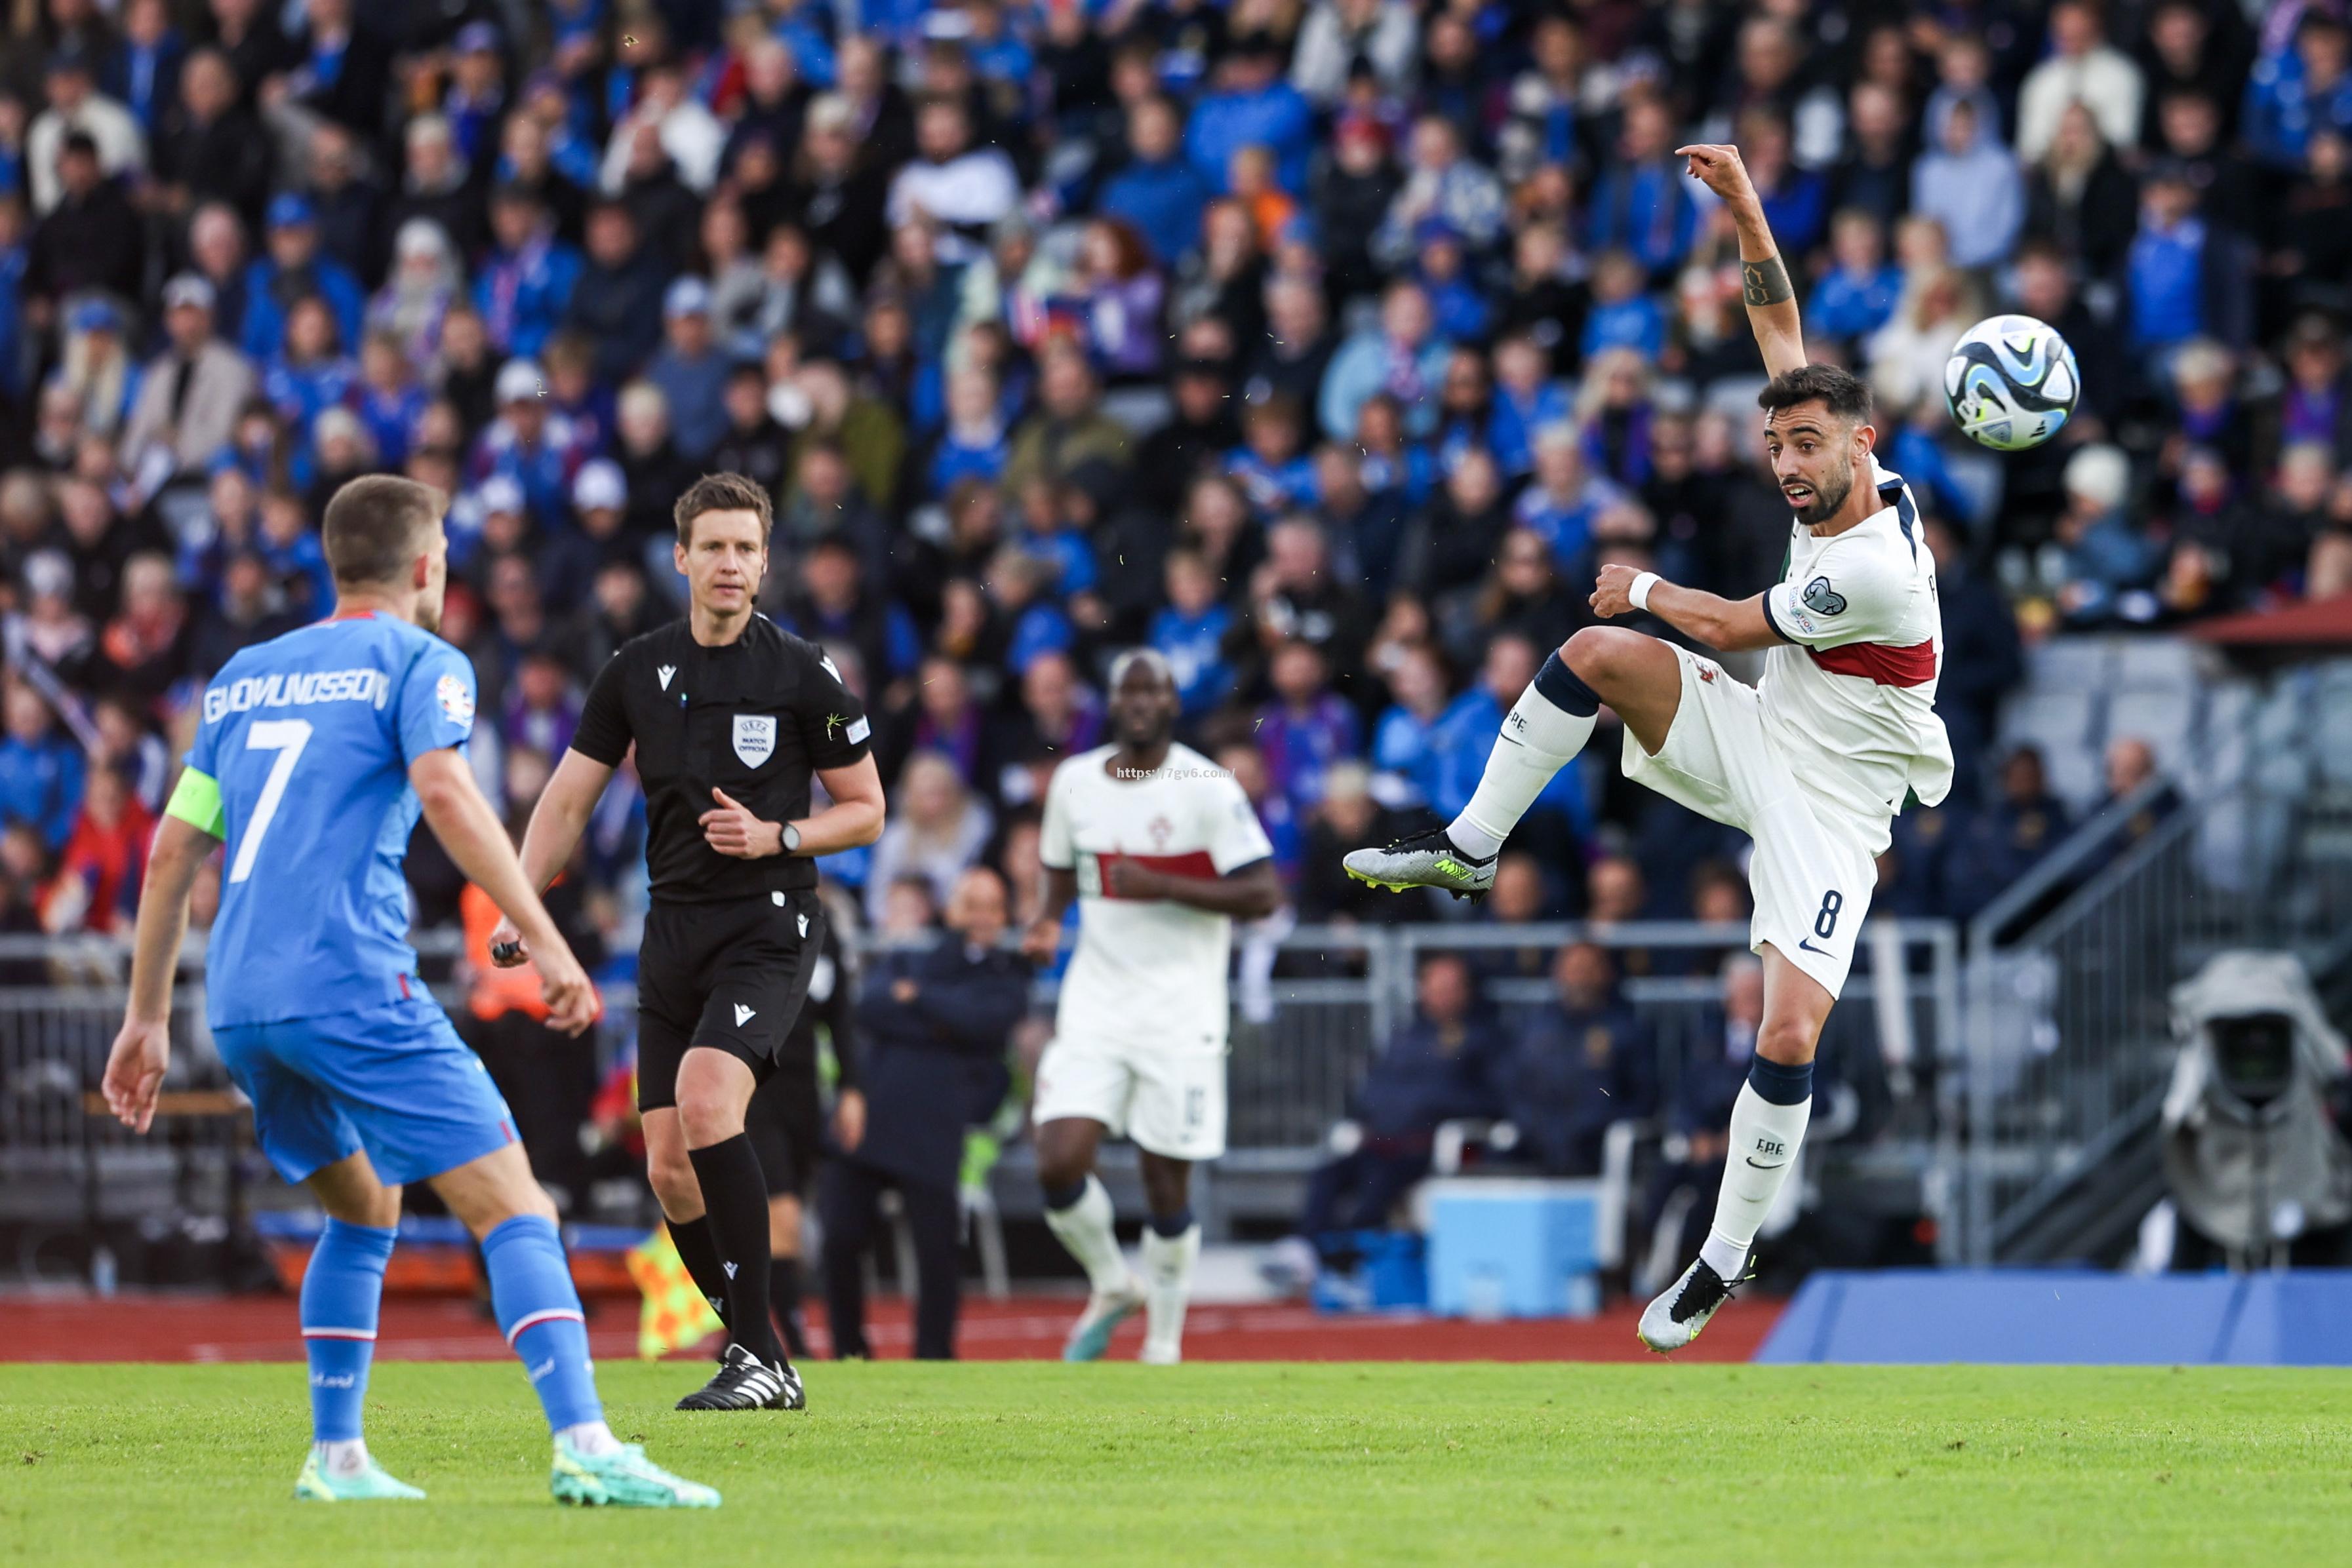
[0,921,1963,1287]
[1960,749,2352,1266]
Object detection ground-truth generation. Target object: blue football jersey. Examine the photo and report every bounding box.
[187,612,477,1028]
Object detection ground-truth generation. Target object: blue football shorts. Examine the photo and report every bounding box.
[214,996,518,1186]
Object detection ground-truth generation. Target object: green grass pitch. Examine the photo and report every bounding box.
[5,1362,2349,1565]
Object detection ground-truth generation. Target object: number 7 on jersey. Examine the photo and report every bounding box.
[228,718,313,884]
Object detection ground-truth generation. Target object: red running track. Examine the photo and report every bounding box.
[0,1293,1777,1364]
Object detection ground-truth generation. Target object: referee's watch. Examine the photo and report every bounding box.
[779,821,802,855]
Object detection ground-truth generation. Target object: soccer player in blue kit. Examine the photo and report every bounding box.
[102,476,717,1508]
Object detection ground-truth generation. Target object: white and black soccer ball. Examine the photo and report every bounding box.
[1943,314,2081,452]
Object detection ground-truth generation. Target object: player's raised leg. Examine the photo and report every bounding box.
[292,1152,420,1502]
[1639,945,1830,1352]
[1036,1115,1145,1362]
[1344,628,1684,895]
[431,1143,718,1505]
[1135,1150,1200,1365]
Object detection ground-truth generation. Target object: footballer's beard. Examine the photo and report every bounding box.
[1791,466,1853,528]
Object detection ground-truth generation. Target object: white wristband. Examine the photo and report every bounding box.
[1628,571,1662,612]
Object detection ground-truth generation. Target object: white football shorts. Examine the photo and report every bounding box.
[1031,1032,1227,1162]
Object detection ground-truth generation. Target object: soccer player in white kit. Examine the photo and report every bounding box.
[1020,651,1281,1363]
[1343,143,1955,1352]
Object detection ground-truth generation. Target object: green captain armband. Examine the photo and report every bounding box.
[164,766,227,839]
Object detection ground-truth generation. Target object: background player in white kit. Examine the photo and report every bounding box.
[1344,142,1955,1352]
[1020,652,1281,1364]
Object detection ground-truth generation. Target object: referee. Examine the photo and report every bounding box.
[489,473,886,1411]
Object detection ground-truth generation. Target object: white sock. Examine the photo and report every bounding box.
[1448,679,1596,859]
[1140,1223,1201,1359]
[1045,1174,1131,1295]
[315,1438,370,1477]
[1698,1081,1812,1280]
[557,1420,621,1457]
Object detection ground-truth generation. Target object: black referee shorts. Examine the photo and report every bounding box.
[746,1052,823,1198]
[636,889,825,1113]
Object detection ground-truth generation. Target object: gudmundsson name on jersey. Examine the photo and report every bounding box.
[203,668,393,722]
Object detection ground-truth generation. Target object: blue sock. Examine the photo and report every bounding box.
[301,1218,396,1443]
[1533,651,1602,718]
[1042,1179,1086,1211]
[1747,1054,1815,1107]
[1147,1206,1195,1239]
[482,1214,602,1433]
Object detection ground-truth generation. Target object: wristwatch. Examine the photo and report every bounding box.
[780,821,802,855]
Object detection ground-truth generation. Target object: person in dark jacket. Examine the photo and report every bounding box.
[1294,952,1504,1253]
[563,201,669,385]
[1923,518,2021,808]
[820,866,1030,1360]
[1497,942,1656,1177]
[1944,745,2074,929]
[24,134,144,312]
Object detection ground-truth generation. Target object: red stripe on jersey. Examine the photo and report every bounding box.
[1808,640,1938,687]
[1096,849,1218,896]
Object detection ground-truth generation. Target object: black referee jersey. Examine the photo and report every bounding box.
[569,616,873,1108]
[569,616,872,901]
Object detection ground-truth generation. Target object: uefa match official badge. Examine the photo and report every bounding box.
[733,715,776,767]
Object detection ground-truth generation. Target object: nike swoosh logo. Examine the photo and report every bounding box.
[1745,1157,1787,1170]
[1798,938,1830,954]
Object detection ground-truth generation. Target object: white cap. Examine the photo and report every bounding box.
[664,275,712,319]
[494,359,543,405]
[572,458,626,512]
[478,475,526,515]
[162,273,216,312]
[2063,444,2129,511]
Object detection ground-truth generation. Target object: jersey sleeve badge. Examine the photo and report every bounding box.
[1801,577,1848,616]
[436,672,476,728]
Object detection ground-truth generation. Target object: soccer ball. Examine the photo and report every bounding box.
[1942,315,2080,452]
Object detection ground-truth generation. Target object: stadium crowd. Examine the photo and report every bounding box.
[0,0,2336,968]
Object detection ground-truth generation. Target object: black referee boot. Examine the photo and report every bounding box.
[675,1343,806,1411]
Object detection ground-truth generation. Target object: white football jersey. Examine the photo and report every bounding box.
[1039,743,1275,1050]
[1757,461,1955,840]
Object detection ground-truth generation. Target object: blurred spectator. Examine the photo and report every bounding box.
[1098,96,1208,268]
[2024,103,2140,284]
[864,751,994,926]
[2016,1,2145,163]
[2052,443,2160,627]
[0,683,83,852]
[1911,97,2023,273]
[1946,746,2075,926]
[1498,942,1655,1177]
[821,865,1027,1362]
[240,193,365,366]
[1924,519,2022,808]
[1294,952,1503,1254]
[120,275,254,487]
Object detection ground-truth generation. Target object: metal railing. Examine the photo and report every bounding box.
[0,918,1963,1278]
[1959,761,2352,1264]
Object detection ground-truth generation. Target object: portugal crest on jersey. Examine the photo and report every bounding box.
[732,714,776,767]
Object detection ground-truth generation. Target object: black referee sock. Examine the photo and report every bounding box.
[687,1134,784,1367]
[770,1256,810,1360]
[666,1214,732,1330]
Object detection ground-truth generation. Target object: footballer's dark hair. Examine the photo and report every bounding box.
[1757,363,1875,426]
[673,471,774,547]
[323,475,444,587]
